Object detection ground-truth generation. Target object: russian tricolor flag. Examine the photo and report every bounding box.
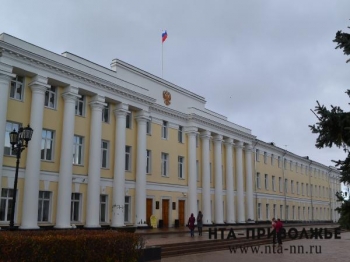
[162,30,168,43]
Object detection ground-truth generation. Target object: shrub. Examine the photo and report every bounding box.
[0,230,145,262]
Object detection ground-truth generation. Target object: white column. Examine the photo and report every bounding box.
[111,103,129,227]
[21,75,49,229]
[55,86,80,228]
[200,131,211,224]
[235,140,245,223]
[213,134,224,224]
[135,110,149,226]
[245,143,254,221]
[0,63,15,193]
[187,128,198,218]
[85,95,106,228]
[224,138,235,223]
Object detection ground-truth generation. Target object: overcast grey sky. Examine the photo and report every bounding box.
[1,0,350,167]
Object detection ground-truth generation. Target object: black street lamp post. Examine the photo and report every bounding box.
[9,125,33,229]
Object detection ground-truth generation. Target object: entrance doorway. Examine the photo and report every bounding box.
[178,200,185,226]
[146,198,153,226]
[162,199,169,227]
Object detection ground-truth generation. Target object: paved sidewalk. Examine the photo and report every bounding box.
[162,231,350,262]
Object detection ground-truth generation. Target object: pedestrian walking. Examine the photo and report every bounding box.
[187,213,196,237]
[271,217,276,245]
[197,211,203,236]
[275,218,283,246]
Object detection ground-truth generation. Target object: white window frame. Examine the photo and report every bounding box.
[273,204,276,219]
[301,183,304,195]
[102,103,110,123]
[271,154,274,165]
[272,176,275,191]
[4,121,22,156]
[257,203,261,219]
[38,191,51,222]
[279,177,282,192]
[101,140,109,168]
[126,112,132,129]
[0,188,15,222]
[178,126,183,143]
[146,120,152,135]
[10,76,24,101]
[124,196,131,223]
[285,179,288,193]
[266,204,270,220]
[73,135,84,165]
[178,156,184,179]
[100,194,108,223]
[256,173,261,189]
[45,86,57,109]
[75,95,85,116]
[291,180,294,193]
[280,205,283,219]
[264,174,268,190]
[146,150,152,174]
[125,146,132,171]
[70,193,81,222]
[161,152,169,177]
[264,152,267,164]
[162,121,168,139]
[256,149,260,161]
[41,129,54,161]
[297,182,299,195]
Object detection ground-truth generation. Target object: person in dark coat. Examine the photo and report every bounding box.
[275,218,283,246]
[197,211,203,236]
[187,213,196,237]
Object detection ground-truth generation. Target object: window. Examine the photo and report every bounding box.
[298,207,301,220]
[297,182,299,194]
[264,152,267,164]
[291,180,294,193]
[264,174,268,190]
[196,160,199,181]
[256,149,260,161]
[38,191,51,222]
[125,146,132,171]
[101,140,109,168]
[301,183,304,195]
[71,193,81,222]
[161,152,169,177]
[273,204,276,218]
[4,122,21,156]
[266,204,270,219]
[178,126,183,143]
[178,156,184,178]
[279,177,282,192]
[278,156,281,168]
[292,206,295,219]
[303,207,306,220]
[286,205,289,220]
[75,95,85,116]
[0,189,14,222]
[295,163,298,173]
[271,154,274,165]
[100,195,108,223]
[162,121,168,139]
[102,103,110,123]
[45,86,57,109]
[284,159,287,169]
[306,183,309,196]
[280,205,283,219]
[10,76,24,101]
[256,173,261,189]
[146,150,152,174]
[146,121,152,135]
[41,129,54,161]
[308,207,310,220]
[285,179,288,193]
[257,203,261,219]
[290,160,293,171]
[272,176,275,191]
[126,112,132,128]
[73,135,84,165]
[301,164,304,174]
[124,196,131,222]
[210,163,212,183]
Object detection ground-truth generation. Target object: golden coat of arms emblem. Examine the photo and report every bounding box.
[163,91,171,106]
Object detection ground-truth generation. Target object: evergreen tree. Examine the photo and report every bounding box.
[309,25,350,228]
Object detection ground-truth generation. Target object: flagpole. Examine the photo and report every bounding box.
[162,41,163,78]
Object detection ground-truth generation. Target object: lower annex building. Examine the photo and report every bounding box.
[0,33,341,229]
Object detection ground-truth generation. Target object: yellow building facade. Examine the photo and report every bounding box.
[0,33,341,229]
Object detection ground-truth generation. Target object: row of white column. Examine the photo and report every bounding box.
[0,67,149,228]
[187,129,255,224]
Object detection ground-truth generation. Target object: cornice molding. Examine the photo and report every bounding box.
[0,42,156,106]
